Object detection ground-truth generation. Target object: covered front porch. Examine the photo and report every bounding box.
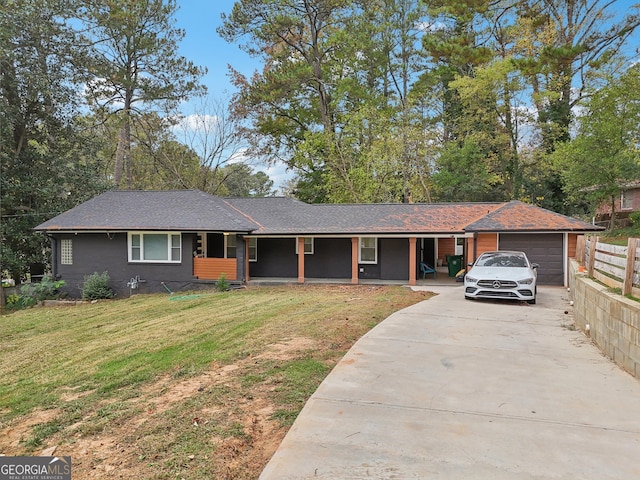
[193,234,471,285]
[245,265,460,287]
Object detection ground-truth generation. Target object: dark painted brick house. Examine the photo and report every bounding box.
[35,190,602,297]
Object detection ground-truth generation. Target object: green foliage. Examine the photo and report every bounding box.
[5,294,33,310]
[0,0,111,282]
[216,273,230,292]
[221,163,274,197]
[629,212,640,227]
[433,139,503,202]
[81,0,206,189]
[7,277,67,310]
[220,0,640,206]
[552,65,640,219]
[82,272,115,300]
[20,277,66,302]
[513,0,640,152]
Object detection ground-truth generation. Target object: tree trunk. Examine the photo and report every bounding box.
[114,110,132,189]
[114,124,126,187]
[124,114,132,188]
[609,195,617,230]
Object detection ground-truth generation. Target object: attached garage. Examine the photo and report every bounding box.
[499,233,564,285]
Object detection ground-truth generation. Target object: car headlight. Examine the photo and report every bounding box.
[518,278,534,285]
[465,276,477,283]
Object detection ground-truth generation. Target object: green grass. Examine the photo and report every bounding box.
[600,225,640,245]
[0,285,431,479]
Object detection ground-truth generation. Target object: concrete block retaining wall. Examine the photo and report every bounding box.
[569,259,640,379]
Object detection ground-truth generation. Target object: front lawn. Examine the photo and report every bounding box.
[0,285,432,479]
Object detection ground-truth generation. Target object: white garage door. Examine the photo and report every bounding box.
[499,233,564,285]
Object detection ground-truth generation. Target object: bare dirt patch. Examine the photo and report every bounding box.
[0,338,309,478]
[0,408,61,451]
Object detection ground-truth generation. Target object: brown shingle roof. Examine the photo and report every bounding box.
[34,190,259,232]
[35,191,602,235]
[224,198,505,234]
[464,201,601,232]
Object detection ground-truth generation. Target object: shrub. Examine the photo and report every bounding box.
[629,211,640,227]
[6,293,34,310]
[216,273,230,292]
[6,277,66,310]
[82,271,115,300]
[20,277,66,302]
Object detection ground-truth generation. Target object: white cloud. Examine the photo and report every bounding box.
[176,113,221,133]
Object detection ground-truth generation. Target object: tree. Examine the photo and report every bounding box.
[81,0,206,188]
[419,0,494,142]
[1,0,109,284]
[552,66,640,225]
[514,0,640,152]
[218,0,640,207]
[221,163,275,197]
[129,113,204,191]
[432,138,502,201]
[221,0,437,203]
[219,0,350,171]
[449,58,527,201]
[174,98,249,194]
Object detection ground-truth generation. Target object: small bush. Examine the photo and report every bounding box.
[6,277,66,310]
[82,271,115,300]
[216,273,230,292]
[629,211,640,227]
[20,277,66,302]
[6,293,35,310]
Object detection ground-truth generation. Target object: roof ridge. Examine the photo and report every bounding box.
[107,188,203,193]
[222,199,264,230]
[460,202,506,229]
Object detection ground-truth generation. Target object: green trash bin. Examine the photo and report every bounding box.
[447,255,463,277]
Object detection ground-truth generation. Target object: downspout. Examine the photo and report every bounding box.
[48,234,59,279]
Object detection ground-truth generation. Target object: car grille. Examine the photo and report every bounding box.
[477,280,518,289]
[477,291,519,298]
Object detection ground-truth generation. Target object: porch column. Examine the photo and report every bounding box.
[297,237,305,283]
[409,237,417,286]
[351,237,359,284]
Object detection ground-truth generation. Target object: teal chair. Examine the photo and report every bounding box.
[420,262,436,279]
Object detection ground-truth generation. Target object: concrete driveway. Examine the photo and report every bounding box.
[260,286,640,479]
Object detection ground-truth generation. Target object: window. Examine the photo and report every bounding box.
[295,237,314,254]
[248,237,257,262]
[621,190,634,210]
[359,237,377,264]
[128,232,181,263]
[225,234,237,258]
[60,239,73,265]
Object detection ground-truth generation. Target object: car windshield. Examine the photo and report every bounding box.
[476,253,527,268]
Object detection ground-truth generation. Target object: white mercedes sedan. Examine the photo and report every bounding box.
[464,251,538,304]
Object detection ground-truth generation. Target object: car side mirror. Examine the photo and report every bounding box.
[532,263,539,269]
[467,262,473,267]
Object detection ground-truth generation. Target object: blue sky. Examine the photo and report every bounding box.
[173,1,288,188]
[174,0,640,109]
[174,0,259,113]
